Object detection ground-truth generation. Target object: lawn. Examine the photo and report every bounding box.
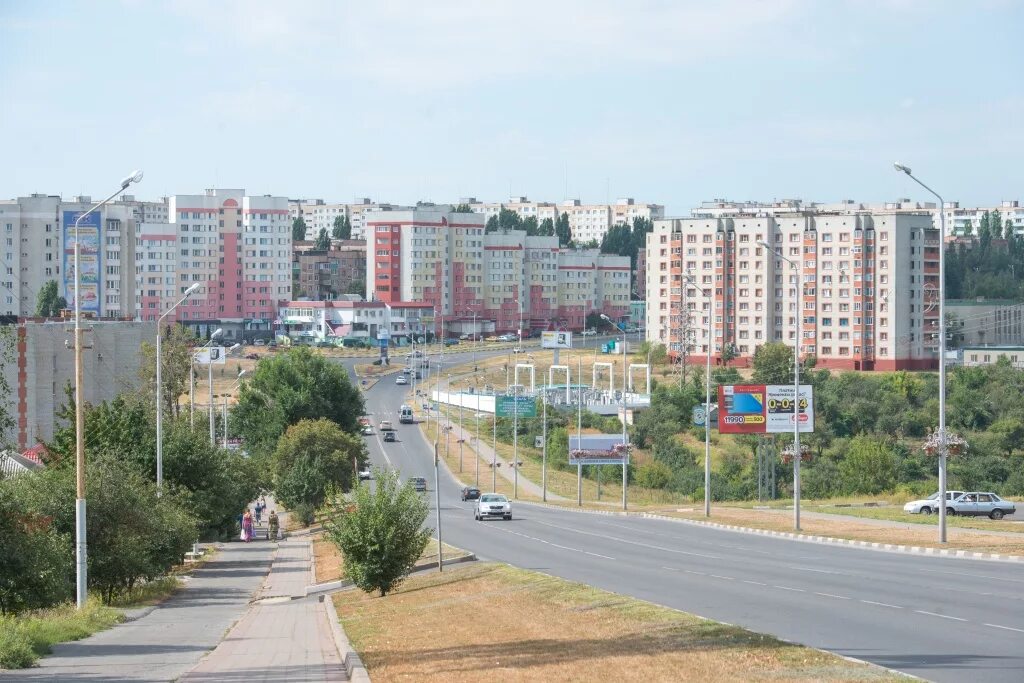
[333,562,903,682]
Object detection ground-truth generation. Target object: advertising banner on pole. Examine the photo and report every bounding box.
[568,434,629,465]
[62,210,102,314]
[193,347,227,365]
[495,395,536,418]
[541,331,573,349]
[717,384,814,434]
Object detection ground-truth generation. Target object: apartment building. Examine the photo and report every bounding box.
[0,194,139,319]
[946,299,1024,347]
[135,189,291,341]
[366,208,629,335]
[277,299,434,344]
[292,239,367,300]
[289,198,412,241]
[647,210,937,370]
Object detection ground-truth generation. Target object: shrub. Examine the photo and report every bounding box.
[273,418,366,512]
[634,461,672,490]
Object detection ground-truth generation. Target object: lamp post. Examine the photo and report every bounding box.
[541,381,548,501]
[682,273,713,517]
[759,240,803,531]
[223,370,247,449]
[206,333,227,445]
[894,162,949,543]
[72,169,143,610]
[190,331,222,429]
[600,314,628,511]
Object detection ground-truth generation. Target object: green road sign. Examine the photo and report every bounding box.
[495,395,537,418]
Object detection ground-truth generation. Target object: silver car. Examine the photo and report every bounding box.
[948,492,1016,520]
[475,493,512,521]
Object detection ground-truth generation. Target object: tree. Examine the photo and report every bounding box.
[345,279,365,296]
[451,203,473,213]
[139,323,195,419]
[555,212,572,247]
[273,418,366,513]
[0,327,15,447]
[231,347,365,459]
[1006,218,1016,241]
[35,280,67,317]
[485,215,499,233]
[324,468,430,597]
[719,342,738,365]
[292,217,308,242]
[315,228,331,251]
[0,479,69,613]
[585,311,606,332]
[522,216,539,236]
[332,215,352,240]
[751,342,794,384]
[839,435,897,495]
[538,217,555,237]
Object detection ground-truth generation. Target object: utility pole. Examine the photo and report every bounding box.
[434,441,443,572]
[542,381,548,501]
[577,354,582,507]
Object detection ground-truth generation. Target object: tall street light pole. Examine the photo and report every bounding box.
[223,370,247,449]
[73,169,143,610]
[760,240,803,531]
[190,331,222,428]
[156,282,201,493]
[207,332,227,445]
[600,313,628,511]
[682,273,713,517]
[894,162,949,543]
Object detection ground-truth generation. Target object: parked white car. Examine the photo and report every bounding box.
[580,329,596,336]
[475,493,512,521]
[903,490,965,515]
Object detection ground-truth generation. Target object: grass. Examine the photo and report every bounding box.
[0,601,123,669]
[106,577,182,608]
[312,531,471,585]
[805,504,1024,533]
[333,561,903,683]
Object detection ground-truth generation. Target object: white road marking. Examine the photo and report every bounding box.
[915,610,966,621]
[483,522,616,561]
[531,519,722,559]
[815,592,852,600]
[984,623,1024,634]
[709,574,735,581]
[773,586,805,592]
[744,580,768,586]
[918,567,1024,584]
[861,600,902,609]
[788,566,842,575]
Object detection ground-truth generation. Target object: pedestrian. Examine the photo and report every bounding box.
[267,510,279,541]
[254,503,262,525]
[242,509,254,542]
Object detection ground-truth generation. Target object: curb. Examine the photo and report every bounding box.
[323,589,371,683]
[516,501,1024,564]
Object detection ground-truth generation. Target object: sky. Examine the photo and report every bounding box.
[1,0,1022,216]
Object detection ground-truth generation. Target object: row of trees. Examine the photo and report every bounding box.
[945,225,1024,301]
[599,217,653,296]
[484,209,574,248]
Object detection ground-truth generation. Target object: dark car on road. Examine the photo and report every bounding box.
[383,431,397,442]
[461,486,481,501]
[409,477,427,493]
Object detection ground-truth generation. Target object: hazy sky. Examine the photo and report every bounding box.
[1,0,1021,215]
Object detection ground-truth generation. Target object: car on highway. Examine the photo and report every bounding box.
[358,468,372,480]
[498,333,517,342]
[361,425,374,436]
[947,492,1016,519]
[402,367,412,374]
[512,347,523,354]
[580,329,596,336]
[444,338,460,346]
[383,431,396,442]
[903,490,965,515]
[475,493,512,520]
[378,420,393,431]
[253,339,267,346]
[459,333,471,340]
[485,335,500,342]
[409,477,427,492]
[396,375,408,385]
[460,486,481,501]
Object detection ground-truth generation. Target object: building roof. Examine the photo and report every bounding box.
[961,345,1024,351]
[0,451,43,477]
[947,299,1022,307]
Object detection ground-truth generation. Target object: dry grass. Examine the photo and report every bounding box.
[654,506,1024,555]
[333,562,902,683]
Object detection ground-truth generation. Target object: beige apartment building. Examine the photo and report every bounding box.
[647,210,938,370]
[289,198,412,241]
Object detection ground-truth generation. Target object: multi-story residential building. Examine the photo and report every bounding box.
[366,208,629,335]
[292,239,367,300]
[0,194,139,319]
[940,200,1024,236]
[289,198,412,241]
[959,345,1024,369]
[947,299,1024,347]
[277,299,434,344]
[136,189,291,341]
[647,210,938,370]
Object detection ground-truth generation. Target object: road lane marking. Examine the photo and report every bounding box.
[918,567,1024,584]
[815,592,851,600]
[773,586,805,592]
[593,521,775,554]
[984,623,1024,634]
[788,566,842,575]
[915,610,966,621]
[482,522,616,561]
[744,580,768,586]
[861,600,902,609]
[709,574,735,581]
[531,519,722,559]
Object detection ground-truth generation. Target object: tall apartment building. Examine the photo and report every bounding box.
[647,210,938,370]
[0,194,138,319]
[136,189,291,341]
[366,208,629,334]
[289,198,412,241]
[293,239,367,300]
[465,196,664,245]
[946,299,1024,347]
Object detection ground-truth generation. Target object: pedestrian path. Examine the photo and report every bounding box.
[179,527,347,682]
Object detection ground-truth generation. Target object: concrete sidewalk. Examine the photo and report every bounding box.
[2,540,275,682]
[179,535,347,682]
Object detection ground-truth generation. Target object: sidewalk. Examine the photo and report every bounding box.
[2,540,275,682]
[179,534,347,682]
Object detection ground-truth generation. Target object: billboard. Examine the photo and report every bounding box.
[542,331,573,349]
[63,210,102,314]
[193,347,227,365]
[568,434,629,465]
[717,384,814,434]
[495,395,537,418]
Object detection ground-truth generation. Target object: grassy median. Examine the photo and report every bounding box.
[333,561,902,682]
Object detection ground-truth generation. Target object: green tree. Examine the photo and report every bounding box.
[839,435,897,495]
[538,217,555,237]
[720,343,738,365]
[0,480,69,613]
[332,215,352,240]
[292,217,308,242]
[273,418,366,513]
[1006,218,1016,241]
[522,216,539,236]
[139,323,195,419]
[315,228,331,251]
[35,280,67,317]
[451,203,473,213]
[231,347,365,459]
[485,215,499,233]
[324,468,431,597]
[751,342,793,384]
[345,279,365,296]
[0,327,15,447]
[555,212,572,247]
[634,460,672,489]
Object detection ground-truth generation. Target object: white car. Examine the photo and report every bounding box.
[580,329,596,336]
[903,490,965,515]
[396,375,408,385]
[358,468,372,481]
[475,493,512,521]
[361,425,374,436]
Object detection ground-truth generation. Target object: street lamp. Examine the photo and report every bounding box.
[894,162,950,543]
[681,273,713,517]
[600,313,629,511]
[191,331,222,428]
[202,330,225,445]
[223,370,247,449]
[759,240,803,532]
[72,169,143,609]
[156,283,201,494]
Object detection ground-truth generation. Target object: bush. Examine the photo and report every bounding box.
[273,418,366,512]
[634,461,672,490]
[324,469,430,597]
[0,480,70,614]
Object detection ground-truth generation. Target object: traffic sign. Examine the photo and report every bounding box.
[692,406,707,426]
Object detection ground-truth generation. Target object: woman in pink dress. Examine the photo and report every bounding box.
[242,509,254,542]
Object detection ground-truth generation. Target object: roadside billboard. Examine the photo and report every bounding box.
[495,395,537,418]
[568,434,629,465]
[193,347,227,365]
[63,210,102,314]
[541,331,572,349]
[717,384,814,434]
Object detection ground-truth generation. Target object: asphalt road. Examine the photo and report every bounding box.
[343,347,1024,683]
